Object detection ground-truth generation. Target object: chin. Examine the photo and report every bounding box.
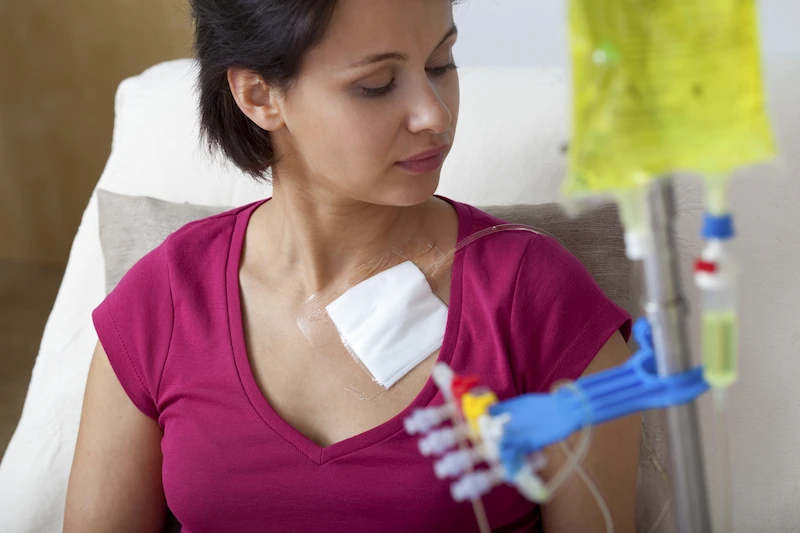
[392,173,441,207]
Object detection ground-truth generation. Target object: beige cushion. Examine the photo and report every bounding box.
[97,190,228,293]
[97,190,632,310]
[484,203,632,313]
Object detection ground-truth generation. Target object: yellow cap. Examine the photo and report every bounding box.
[461,390,499,439]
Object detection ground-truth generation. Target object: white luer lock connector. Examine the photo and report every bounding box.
[477,412,509,463]
[431,364,455,399]
[694,240,736,291]
[513,461,550,503]
[418,425,469,457]
[404,404,457,435]
[450,466,506,502]
[434,447,485,479]
[624,230,653,260]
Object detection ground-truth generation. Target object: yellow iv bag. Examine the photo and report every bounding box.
[566,0,776,196]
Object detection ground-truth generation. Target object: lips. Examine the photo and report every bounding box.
[396,146,448,174]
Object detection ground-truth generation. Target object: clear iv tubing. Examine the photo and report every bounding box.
[435,368,492,533]
[701,175,737,533]
[427,223,562,277]
[431,224,615,532]
[640,430,672,533]
[550,383,614,533]
[617,185,674,533]
[424,225,558,533]
[714,388,733,533]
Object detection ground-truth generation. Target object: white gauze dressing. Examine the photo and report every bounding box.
[325,261,449,389]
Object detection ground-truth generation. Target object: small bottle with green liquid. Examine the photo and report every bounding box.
[696,176,739,533]
[695,229,738,533]
[695,239,738,389]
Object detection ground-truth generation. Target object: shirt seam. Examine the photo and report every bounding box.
[107,312,153,412]
[508,235,540,395]
[536,297,612,390]
[154,242,176,410]
[223,208,326,465]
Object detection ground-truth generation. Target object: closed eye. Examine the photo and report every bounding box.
[361,79,396,98]
[360,63,457,98]
[427,63,458,78]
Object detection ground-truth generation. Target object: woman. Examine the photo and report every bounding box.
[65,0,640,531]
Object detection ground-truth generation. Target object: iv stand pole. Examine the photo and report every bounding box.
[641,177,712,533]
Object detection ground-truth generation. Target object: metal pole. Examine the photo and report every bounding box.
[641,177,712,533]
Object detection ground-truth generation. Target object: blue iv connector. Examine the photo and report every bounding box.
[702,213,735,240]
[490,318,710,477]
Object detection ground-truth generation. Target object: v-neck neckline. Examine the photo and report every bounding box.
[226,197,471,465]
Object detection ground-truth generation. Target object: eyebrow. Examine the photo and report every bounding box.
[348,25,458,69]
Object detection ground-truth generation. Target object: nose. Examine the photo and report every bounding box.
[406,80,453,135]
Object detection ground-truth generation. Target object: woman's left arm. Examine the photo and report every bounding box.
[539,331,641,533]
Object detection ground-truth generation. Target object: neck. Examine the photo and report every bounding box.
[259,174,430,295]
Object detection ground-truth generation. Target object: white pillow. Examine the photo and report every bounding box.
[96,59,269,205]
[97,60,574,207]
[91,58,573,206]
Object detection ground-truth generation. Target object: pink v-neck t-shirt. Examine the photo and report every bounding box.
[93,198,631,533]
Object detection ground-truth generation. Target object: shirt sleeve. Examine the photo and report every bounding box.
[509,235,632,394]
[92,241,174,420]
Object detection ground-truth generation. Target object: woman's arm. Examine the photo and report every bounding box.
[64,341,167,533]
[539,331,641,533]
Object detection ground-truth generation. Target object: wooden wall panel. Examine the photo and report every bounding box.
[0,0,193,263]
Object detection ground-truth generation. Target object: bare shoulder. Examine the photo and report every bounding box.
[425,196,460,251]
[64,341,166,533]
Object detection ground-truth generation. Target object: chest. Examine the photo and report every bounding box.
[162,416,537,533]
[158,251,533,532]
[239,275,446,448]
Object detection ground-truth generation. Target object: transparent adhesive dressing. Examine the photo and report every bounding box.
[296,239,448,400]
[296,223,564,399]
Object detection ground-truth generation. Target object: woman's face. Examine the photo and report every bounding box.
[273,0,460,207]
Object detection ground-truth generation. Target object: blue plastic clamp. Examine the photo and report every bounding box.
[489,317,710,478]
[701,213,735,240]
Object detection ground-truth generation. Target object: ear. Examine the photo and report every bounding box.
[227,68,285,132]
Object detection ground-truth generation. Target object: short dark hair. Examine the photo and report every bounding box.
[190,0,338,180]
[190,0,460,181]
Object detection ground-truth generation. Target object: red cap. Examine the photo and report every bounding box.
[694,259,717,273]
[451,375,480,400]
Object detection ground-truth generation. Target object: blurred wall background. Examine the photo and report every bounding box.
[453,0,800,68]
[0,0,193,264]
